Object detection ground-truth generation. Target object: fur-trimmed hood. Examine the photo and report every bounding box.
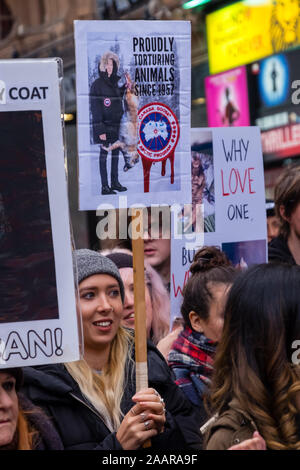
[99,51,120,73]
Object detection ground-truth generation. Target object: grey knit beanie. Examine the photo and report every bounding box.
[73,249,125,302]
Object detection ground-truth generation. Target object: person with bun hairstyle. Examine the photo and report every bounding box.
[22,249,202,450]
[204,263,300,450]
[168,246,237,425]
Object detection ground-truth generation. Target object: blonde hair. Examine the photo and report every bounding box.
[144,262,170,344]
[65,327,133,432]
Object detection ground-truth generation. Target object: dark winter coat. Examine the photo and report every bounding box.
[90,71,125,144]
[268,235,296,265]
[22,341,202,450]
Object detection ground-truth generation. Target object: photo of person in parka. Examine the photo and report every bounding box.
[90,51,127,195]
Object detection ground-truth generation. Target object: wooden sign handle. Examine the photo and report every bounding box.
[132,212,151,448]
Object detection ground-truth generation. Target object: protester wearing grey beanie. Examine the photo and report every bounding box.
[73,249,125,302]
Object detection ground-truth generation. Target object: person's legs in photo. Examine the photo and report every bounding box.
[99,146,116,195]
[111,148,127,192]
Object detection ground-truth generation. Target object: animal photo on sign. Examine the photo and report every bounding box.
[0,111,59,323]
[190,132,215,233]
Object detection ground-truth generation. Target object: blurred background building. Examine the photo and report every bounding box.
[0,0,299,247]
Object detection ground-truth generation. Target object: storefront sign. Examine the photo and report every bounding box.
[207,0,300,74]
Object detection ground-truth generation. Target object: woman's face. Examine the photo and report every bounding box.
[119,267,153,337]
[189,282,231,343]
[79,274,123,351]
[106,59,114,77]
[0,372,18,447]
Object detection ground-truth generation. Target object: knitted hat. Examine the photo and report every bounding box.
[106,252,133,270]
[4,368,23,391]
[73,249,125,302]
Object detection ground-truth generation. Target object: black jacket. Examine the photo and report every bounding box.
[268,235,296,265]
[90,71,125,144]
[22,342,202,450]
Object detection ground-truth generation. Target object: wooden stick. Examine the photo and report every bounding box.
[131,211,151,448]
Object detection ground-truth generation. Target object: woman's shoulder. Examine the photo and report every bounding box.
[22,363,76,399]
[203,404,258,450]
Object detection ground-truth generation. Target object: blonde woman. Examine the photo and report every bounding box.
[22,250,201,450]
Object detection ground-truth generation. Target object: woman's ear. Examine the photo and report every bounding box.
[279,204,289,222]
[189,310,204,333]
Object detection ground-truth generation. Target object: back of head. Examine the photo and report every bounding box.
[274,166,300,238]
[181,246,237,328]
[211,263,300,449]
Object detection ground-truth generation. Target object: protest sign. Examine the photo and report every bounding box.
[171,127,267,327]
[0,59,80,368]
[74,20,191,210]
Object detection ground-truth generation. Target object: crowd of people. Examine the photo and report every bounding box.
[1,165,300,451]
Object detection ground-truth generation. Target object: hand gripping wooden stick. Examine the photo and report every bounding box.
[132,212,151,448]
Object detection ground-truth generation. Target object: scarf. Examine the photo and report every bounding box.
[168,326,216,406]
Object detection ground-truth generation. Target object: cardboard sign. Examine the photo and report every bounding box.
[0,59,80,368]
[74,20,191,210]
[171,127,267,327]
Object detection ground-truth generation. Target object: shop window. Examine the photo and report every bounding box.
[0,0,14,40]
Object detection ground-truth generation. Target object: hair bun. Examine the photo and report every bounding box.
[190,246,232,274]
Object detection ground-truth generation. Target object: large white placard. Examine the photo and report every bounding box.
[171,127,267,327]
[0,59,80,367]
[74,20,191,210]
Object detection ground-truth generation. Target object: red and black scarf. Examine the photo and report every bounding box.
[168,326,216,406]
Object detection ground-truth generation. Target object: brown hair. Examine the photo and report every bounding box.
[209,263,300,450]
[17,409,39,450]
[274,166,300,238]
[180,246,237,328]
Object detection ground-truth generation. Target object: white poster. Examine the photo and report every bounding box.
[0,59,80,368]
[74,20,191,210]
[171,127,267,327]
